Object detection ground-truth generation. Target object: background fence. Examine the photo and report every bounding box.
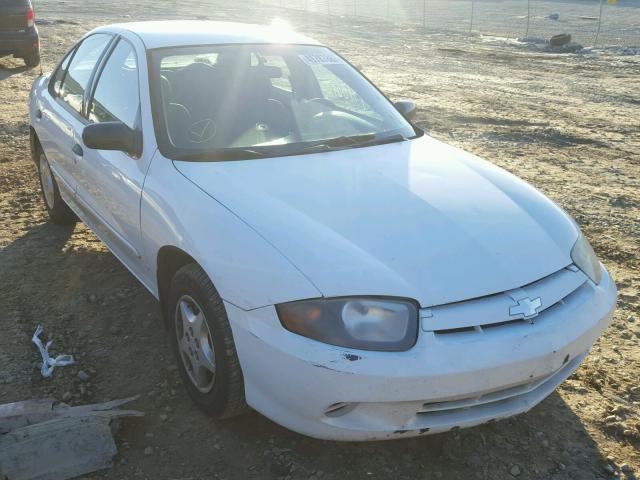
[258,0,640,47]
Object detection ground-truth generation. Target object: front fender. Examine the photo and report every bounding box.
[140,151,321,310]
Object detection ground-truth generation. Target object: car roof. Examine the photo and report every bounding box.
[95,20,321,50]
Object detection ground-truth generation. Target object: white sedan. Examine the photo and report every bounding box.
[29,20,617,441]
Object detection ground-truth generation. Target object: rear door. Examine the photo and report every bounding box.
[35,47,76,202]
[38,33,113,200]
[0,0,27,33]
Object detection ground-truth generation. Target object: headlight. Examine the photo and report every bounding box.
[276,297,419,351]
[571,233,601,285]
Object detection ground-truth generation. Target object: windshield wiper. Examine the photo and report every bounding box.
[296,133,407,154]
[172,134,408,162]
[351,133,407,148]
[173,148,269,162]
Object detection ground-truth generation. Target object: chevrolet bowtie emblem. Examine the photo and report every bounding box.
[509,297,542,320]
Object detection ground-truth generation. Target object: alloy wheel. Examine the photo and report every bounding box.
[174,294,216,393]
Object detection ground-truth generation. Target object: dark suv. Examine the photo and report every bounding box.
[0,0,39,67]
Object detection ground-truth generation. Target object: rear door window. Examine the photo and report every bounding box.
[59,33,112,116]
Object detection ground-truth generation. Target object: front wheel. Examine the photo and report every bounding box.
[168,263,248,419]
[37,151,77,225]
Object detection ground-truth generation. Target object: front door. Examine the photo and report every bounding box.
[73,37,149,280]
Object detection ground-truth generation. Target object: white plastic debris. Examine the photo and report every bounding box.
[32,325,75,378]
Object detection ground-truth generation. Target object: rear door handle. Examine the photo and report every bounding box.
[72,144,83,157]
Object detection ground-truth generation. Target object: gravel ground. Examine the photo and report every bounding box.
[0,1,638,479]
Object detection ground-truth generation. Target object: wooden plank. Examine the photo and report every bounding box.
[0,399,55,434]
[0,396,143,434]
[0,397,143,480]
[0,417,117,480]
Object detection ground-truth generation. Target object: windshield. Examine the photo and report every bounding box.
[150,44,418,161]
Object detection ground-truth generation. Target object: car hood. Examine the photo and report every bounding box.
[174,136,579,307]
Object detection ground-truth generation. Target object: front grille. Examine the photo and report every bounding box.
[421,265,588,334]
[434,319,522,335]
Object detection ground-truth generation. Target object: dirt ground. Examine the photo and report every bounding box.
[0,1,638,479]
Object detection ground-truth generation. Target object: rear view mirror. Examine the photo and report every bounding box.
[82,122,141,157]
[394,100,417,122]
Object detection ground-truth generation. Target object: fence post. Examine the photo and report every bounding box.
[594,0,604,47]
[422,0,426,29]
[470,0,474,34]
[525,0,531,38]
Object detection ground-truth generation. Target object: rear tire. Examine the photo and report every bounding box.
[24,52,40,68]
[168,263,248,419]
[37,151,77,225]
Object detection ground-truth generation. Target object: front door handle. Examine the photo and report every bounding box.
[35,109,42,120]
[72,144,83,157]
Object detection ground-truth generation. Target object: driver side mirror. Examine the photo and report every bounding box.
[82,121,142,158]
[394,100,417,122]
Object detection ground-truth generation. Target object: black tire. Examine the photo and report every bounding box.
[36,150,77,225]
[24,52,40,68]
[168,263,248,419]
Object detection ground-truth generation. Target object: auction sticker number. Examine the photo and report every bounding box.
[298,53,344,66]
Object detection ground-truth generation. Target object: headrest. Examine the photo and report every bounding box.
[248,65,283,79]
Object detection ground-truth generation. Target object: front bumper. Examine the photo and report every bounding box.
[226,265,616,441]
[0,28,39,57]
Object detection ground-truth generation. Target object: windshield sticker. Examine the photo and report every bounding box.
[298,53,344,66]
